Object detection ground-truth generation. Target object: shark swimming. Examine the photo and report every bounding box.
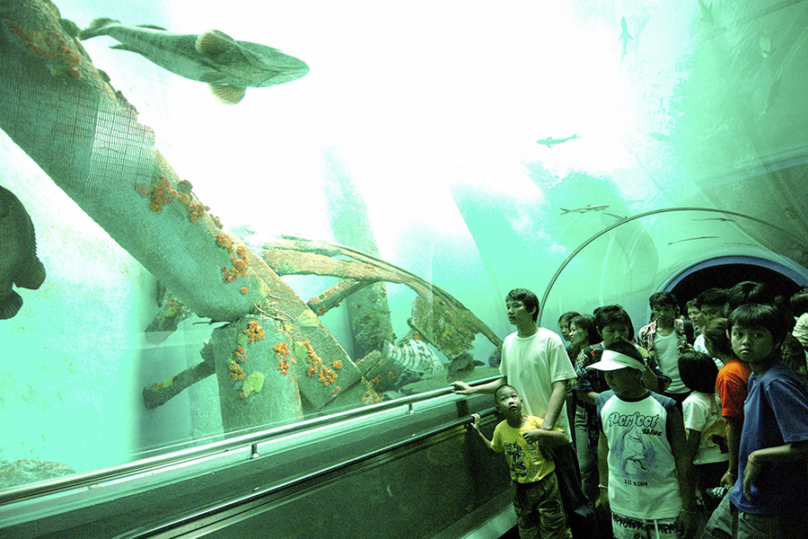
[560,204,609,215]
[536,133,578,148]
[619,17,633,58]
[79,18,309,104]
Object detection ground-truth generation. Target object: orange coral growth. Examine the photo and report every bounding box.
[331,386,341,396]
[332,360,343,369]
[319,364,338,386]
[216,233,234,251]
[3,20,81,78]
[178,180,193,194]
[220,243,249,283]
[239,392,247,398]
[240,287,248,294]
[211,215,223,229]
[234,346,247,363]
[273,342,289,359]
[362,390,382,404]
[277,358,291,375]
[300,340,326,380]
[369,375,380,386]
[147,176,175,212]
[243,320,265,344]
[187,202,206,223]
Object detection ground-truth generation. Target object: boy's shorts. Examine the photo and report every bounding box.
[513,472,566,539]
[610,510,678,539]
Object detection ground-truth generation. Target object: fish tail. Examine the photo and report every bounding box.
[78,18,121,40]
[0,291,23,320]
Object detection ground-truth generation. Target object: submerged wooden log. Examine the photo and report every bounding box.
[322,148,395,358]
[263,237,503,356]
[1,1,367,417]
[210,316,303,431]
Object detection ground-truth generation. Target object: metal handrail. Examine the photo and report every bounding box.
[118,404,500,538]
[0,376,500,507]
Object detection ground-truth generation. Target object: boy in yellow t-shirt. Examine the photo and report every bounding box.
[471,384,569,539]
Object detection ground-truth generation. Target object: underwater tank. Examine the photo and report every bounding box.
[2,0,808,537]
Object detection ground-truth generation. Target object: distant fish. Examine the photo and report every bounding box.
[560,204,609,215]
[697,0,714,25]
[0,186,46,320]
[693,217,734,222]
[383,338,444,376]
[759,28,775,59]
[619,17,632,57]
[648,132,673,143]
[79,18,309,104]
[536,133,578,148]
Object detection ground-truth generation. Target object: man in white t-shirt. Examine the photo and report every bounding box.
[453,288,599,539]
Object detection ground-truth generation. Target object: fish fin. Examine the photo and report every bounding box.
[78,18,120,40]
[14,257,46,290]
[199,71,228,83]
[196,30,239,57]
[209,84,245,105]
[110,43,142,53]
[0,291,23,320]
[134,24,168,31]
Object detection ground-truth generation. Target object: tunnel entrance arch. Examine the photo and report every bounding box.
[665,256,808,309]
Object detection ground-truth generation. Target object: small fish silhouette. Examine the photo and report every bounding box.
[0,186,46,319]
[619,17,633,58]
[560,204,609,215]
[79,18,309,104]
[536,133,578,148]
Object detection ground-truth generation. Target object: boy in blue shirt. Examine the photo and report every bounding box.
[702,303,808,539]
[471,384,570,539]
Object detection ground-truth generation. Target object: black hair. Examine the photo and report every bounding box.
[604,338,644,363]
[678,351,719,393]
[594,305,634,337]
[727,303,789,346]
[702,318,733,357]
[506,288,539,322]
[686,298,699,311]
[558,311,580,325]
[790,291,808,315]
[570,314,597,344]
[494,384,519,402]
[695,288,728,310]
[649,291,678,310]
[727,281,775,310]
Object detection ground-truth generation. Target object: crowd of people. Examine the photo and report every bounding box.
[454,282,808,539]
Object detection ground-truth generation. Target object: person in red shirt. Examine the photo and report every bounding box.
[703,318,751,489]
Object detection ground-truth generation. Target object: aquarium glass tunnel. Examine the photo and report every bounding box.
[2,0,808,537]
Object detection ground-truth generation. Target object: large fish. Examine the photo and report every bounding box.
[0,186,46,320]
[383,338,445,376]
[79,18,309,104]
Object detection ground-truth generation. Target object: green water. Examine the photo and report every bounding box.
[1,0,808,489]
